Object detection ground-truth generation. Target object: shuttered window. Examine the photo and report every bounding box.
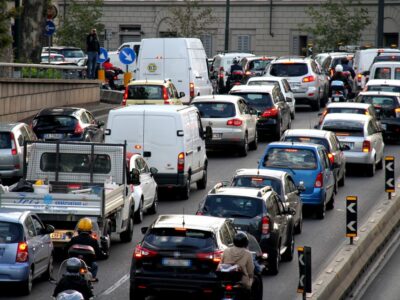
[237,35,251,52]
[200,34,213,57]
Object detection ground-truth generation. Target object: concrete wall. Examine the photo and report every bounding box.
[0,79,100,123]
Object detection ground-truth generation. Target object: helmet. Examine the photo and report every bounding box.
[233,57,239,64]
[56,290,84,300]
[65,257,82,274]
[77,217,93,232]
[335,64,343,72]
[233,231,249,248]
[341,57,349,65]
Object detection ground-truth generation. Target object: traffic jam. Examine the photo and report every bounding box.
[1,39,400,300]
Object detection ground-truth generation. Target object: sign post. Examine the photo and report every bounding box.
[385,156,395,200]
[119,47,136,86]
[297,246,311,300]
[97,47,109,82]
[346,196,357,244]
[44,20,56,64]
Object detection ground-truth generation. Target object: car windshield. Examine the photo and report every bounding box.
[366,85,400,93]
[284,136,330,150]
[327,107,367,115]
[248,59,271,71]
[41,56,64,62]
[0,132,11,149]
[33,115,77,129]
[263,147,318,170]
[143,228,215,251]
[127,85,164,100]
[40,153,111,173]
[61,49,85,58]
[231,93,273,109]
[193,102,236,118]
[322,120,365,137]
[270,63,308,77]
[375,68,391,80]
[359,96,397,108]
[0,222,23,244]
[204,195,263,218]
[231,176,282,195]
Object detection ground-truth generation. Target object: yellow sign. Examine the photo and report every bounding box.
[147,63,157,73]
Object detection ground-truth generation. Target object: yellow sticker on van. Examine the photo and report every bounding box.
[147,63,157,73]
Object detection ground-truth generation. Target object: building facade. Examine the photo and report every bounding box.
[57,0,400,57]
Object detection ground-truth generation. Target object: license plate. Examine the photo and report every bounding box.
[162,258,191,267]
[50,232,66,240]
[342,142,354,149]
[381,123,387,130]
[212,133,222,140]
[44,133,64,139]
[333,97,340,102]
[289,82,300,88]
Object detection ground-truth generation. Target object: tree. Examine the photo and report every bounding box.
[301,0,371,52]
[0,0,18,62]
[167,0,215,37]
[56,0,104,51]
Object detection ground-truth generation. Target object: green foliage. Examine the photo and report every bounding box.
[0,0,18,51]
[301,0,372,51]
[167,0,215,37]
[21,67,62,79]
[56,0,104,50]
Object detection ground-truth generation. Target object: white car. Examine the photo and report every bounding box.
[365,79,400,93]
[320,113,384,177]
[127,153,158,223]
[247,76,296,119]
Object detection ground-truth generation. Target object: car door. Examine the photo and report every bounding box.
[135,157,151,206]
[24,216,45,276]
[31,214,52,275]
[319,149,335,199]
[275,88,290,129]
[239,99,256,142]
[284,175,301,222]
[271,194,288,253]
[370,120,384,162]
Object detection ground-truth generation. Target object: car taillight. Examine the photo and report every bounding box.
[162,86,170,104]
[10,132,17,156]
[302,75,315,83]
[357,73,362,82]
[122,86,128,106]
[225,285,233,291]
[16,242,28,262]
[327,152,334,165]
[74,122,84,135]
[196,250,223,263]
[177,152,185,172]
[362,140,371,153]
[314,172,323,188]
[395,107,400,118]
[196,211,203,215]
[190,82,195,98]
[134,245,158,259]
[245,71,253,76]
[261,108,278,118]
[226,119,243,126]
[262,216,270,235]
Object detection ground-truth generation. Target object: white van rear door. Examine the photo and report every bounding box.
[138,39,164,80]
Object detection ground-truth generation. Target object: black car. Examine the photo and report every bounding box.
[32,107,104,142]
[197,185,296,275]
[130,214,262,299]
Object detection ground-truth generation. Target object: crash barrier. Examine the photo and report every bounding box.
[311,193,400,299]
[100,89,124,105]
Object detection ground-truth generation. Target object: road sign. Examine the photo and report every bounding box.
[346,196,358,241]
[385,156,395,195]
[44,20,56,36]
[97,47,108,63]
[297,246,311,298]
[119,47,136,65]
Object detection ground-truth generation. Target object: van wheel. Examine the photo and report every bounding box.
[120,215,134,243]
[238,135,248,157]
[249,131,258,150]
[180,177,191,200]
[196,167,207,190]
[20,268,33,295]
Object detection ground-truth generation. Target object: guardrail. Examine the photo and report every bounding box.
[0,62,87,80]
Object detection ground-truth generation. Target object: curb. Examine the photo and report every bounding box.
[310,194,400,300]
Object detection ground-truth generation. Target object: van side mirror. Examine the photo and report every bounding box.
[362,70,370,76]
[179,92,185,98]
[128,168,140,185]
[204,126,213,140]
[150,167,158,176]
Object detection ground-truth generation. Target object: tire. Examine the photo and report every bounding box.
[120,215,134,243]
[294,211,303,234]
[249,131,258,151]
[326,191,335,210]
[134,199,144,224]
[148,191,158,215]
[100,222,111,259]
[238,135,249,157]
[42,252,53,280]
[130,286,146,300]
[196,166,208,190]
[291,111,295,120]
[180,177,191,200]
[366,161,376,177]
[282,231,295,262]
[376,157,383,170]
[338,170,345,187]
[311,95,321,111]
[267,247,280,275]
[316,200,326,219]
[20,268,33,295]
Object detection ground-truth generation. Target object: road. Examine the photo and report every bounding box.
[3,106,400,300]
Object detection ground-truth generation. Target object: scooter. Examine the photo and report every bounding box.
[228,70,245,91]
[217,264,244,300]
[330,80,347,102]
[68,244,97,275]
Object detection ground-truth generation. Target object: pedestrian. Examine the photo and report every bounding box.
[86,28,100,79]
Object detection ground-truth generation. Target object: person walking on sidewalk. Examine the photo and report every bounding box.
[86,28,100,79]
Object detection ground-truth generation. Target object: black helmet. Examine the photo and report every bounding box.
[233,57,240,64]
[66,257,81,274]
[233,231,249,248]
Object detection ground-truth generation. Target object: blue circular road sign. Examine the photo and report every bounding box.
[44,20,56,36]
[97,47,109,63]
[119,47,136,65]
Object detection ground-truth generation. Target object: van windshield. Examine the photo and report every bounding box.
[193,102,236,118]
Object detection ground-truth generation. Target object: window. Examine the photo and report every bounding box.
[319,149,328,169]
[232,176,282,195]
[24,217,36,238]
[31,215,44,236]
[119,25,141,44]
[204,195,263,218]
[86,112,95,124]
[237,35,251,53]
[0,221,23,243]
[329,135,339,152]
[136,158,149,174]
[0,132,11,149]
[230,93,273,109]
[127,85,164,100]
[220,224,233,246]
[284,136,330,150]
[200,34,213,58]
[80,112,90,124]
[395,68,400,80]
[263,147,318,170]
[322,120,365,137]
[287,177,297,193]
[270,63,308,77]
[375,67,391,79]
[193,102,236,118]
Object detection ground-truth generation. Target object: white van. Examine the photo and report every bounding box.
[105,105,210,199]
[369,61,400,81]
[353,48,400,90]
[136,38,213,104]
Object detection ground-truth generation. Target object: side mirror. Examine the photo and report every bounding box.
[97,120,105,127]
[297,182,306,193]
[362,70,370,76]
[43,224,55,234]
[286,207,296,215]
[150,167,158,176]
[128,168,140,185]
[141,227,148,234]
[204,126,213,140]
[179,91,185,98]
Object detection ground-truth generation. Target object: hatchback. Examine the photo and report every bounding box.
[32,107,104,142]
[0,209,54,295]
[240,56,276,82]
[258,142,336,219]
[320,113,384,176]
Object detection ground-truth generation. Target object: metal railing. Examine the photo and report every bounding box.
[0,62,87,80]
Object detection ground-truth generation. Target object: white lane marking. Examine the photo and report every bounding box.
[101,273,130,296]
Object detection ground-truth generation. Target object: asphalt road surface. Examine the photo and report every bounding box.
[4,105,400,300]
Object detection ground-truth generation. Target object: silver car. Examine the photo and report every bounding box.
[320,113,384,177]
[0,123,37,180]
[192,95,258,157]
[265,57,329,111]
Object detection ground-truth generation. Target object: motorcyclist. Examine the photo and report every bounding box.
[53,257,94,300]
[103,58,118,90]
[330,64,352,97]
[66,218,103,282]
[341,57,355,79]
[227,57,244,90]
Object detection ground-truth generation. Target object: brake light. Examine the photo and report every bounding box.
[362,140,371,153]
[10,132,17,156]
[134,245,158,259]
[177,152,185,172]
[314,172,323,188]
[122,86,128,106]
[196,250,223,263]
[74,122,84,135]
[395,107,400,118]
[162,86,170,104]
[196,211,203,215]
[245,71,253,76]
[262,216,270,235]
[226,119,243,126]
[16,242,28,262]
[302,75,315,83]
[226,285,233,291]
[357,73,362,82]
[261,108,278,118]
[327,153,334,165]
[190,82,195,98]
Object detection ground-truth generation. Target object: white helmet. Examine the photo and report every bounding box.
[335,64,343,72]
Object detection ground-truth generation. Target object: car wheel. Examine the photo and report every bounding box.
[295,210,303,234]
[20,268,33,295]
[134,199,144,224]
[249,131,258,150]
[130,285,146,300]
[327,191,335,210]
[311,95,321,111]
[376,157,383,170]
[42,252,53,280]
[238,134,248,157]
[282,231,295,262]
[148,191,158,215]
[120,215,134,243]
[274,124,281,141]
[366,161,376,177]
[196,166,208,190]
[316,200,326,219]
[338,170,345,187]
[180,177,191,200]
[291,111,295,120]
[267,245,280,275]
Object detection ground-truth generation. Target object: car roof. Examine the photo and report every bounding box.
[192,94,243,103]
[36,107,82,116]
[112,104,194,113]
[209,186,273,199]
[247,76,284,82]
[267,141,322,150]
[128,79,171,86]
[215,52,254,58]
[230,85,276,93]
[44,46,82,50]
[371,61,400,67]
[366,79,400,86]
[0,122,24,131]
[244,56,276,61]
[0,209,28,223]
[235,168,287,180]
[153,214,227,233]
[273,57,309,63]
[359,91,400,97]
[283,129,332,138]
[358,48,400,53]
[323,113,371,122]
[327,102,372,109]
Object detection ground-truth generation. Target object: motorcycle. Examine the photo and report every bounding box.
[104,67,124,90]
[228,70,245,91]
[330,80,347,102]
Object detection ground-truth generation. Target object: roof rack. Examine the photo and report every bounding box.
[209,181,230,194]
[257,186,272,197]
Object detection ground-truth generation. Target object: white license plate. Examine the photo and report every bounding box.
[381,123,387,130]
[50,232,66,240]
[162,258,191,267]
[212,133,222,140]
[44,133,64,139]
[333,97,340,102]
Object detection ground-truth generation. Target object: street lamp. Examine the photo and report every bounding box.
[377,0,384,47]
[224,0,230,52]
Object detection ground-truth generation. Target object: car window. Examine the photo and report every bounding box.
[322,119,365,137]
[232,176,282,195]
[366,85,400,93]
[329,135,339,151]
[263,147,318,170]
[196,112,204,138]
[127,85,164,100]
[204,195,263,218]
[20,126,31,145]
[287,177,297,193]
[135,158,144,172]
[219,224,233,246]
[318,149,328,169]
[226,222,236,243]
[85,112,95,124]
[24,217,36,238]
[248,59,271,71]
[395,68,400,80]
[230,93,273,110]
[239,100,250,114]
[80,112,90,124]
[31,215,44,236]
[270,63,308,77]
[0,221,23,243]
[40,153,111,173]
[283,80,292,92]
[17,132,23,147]
[0,132,11,149]
[170,83,179,98]
[283,136,330,151]
[359,95,397,108]
[25,125,37,141]
[327,107,367,115]
[374,67,391,79]
[193,102,236,118]
[274,195,285,213]
[33,115,78,130]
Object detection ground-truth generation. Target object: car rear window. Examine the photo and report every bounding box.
[0,222,23,243]
[270,63,308,77]
[263,147,318,170]
[127,85,164,100]
[283,136,330,150]
[40,153,111,173]
[193,102,236,118]
[366,85,400,93]
[231,176,282,195]
[359,96,398,108]
[321,120,364,137]
[374,67,391,79]
[231,93,273,108]
[204,195,263,218]
[0,132,11,149]
[248,59,271,71]
[33,115,77,129]
[143,228,215,251]
[327,107,367,115]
